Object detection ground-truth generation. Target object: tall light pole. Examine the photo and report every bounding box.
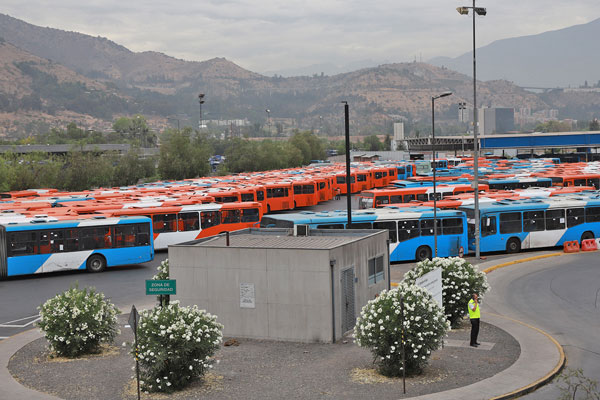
[458,1,486,259]
[265,109,271,135]
[432,91,452,258]
[198,93,205,129]
[342,101,352,227]
[458,102,467,155]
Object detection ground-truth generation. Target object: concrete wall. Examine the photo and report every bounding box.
[328,232,388,339]
[169,230,389,343]
[170,245,333,342]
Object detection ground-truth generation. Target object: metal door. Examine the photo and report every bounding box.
[341,267,356,333]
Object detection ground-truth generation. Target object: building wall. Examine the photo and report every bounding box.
[169,231,388,343]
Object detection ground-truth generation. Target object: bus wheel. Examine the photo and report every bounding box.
[506,238,521,254]
[86,254,106,273]
[581,231,594,242]
[415,246,432,261]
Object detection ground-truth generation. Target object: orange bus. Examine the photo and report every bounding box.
[262,181,294,213]
[292,179,319,208]
[358,184,489,209]
[101,202,262,250]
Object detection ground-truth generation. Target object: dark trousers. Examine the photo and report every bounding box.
[470,318,480,345]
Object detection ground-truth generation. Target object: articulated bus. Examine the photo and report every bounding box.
[358,184,489,209]
[103,202,262,250]
[458,197,600,254]
[0,216,154,278]
[260,207,468,262]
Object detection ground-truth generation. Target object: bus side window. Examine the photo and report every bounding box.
[241,208,260,223]
[567,208,584,227]
[398,220,419,242]
[523,211,545,232]
[201,211,219,228]
[585,206,600,223]
[136,223,151,246]
[9,232,38,256]
[481,216,497,236]
[373,221,397,243]
[64,229,79,251]
[499,212,522,234]
[178,212,200,231]
[545,209,565,230]
[442,218,463,235]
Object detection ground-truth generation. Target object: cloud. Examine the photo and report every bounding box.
[2,0,599,74]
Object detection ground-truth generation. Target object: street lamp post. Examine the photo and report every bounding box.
[265,109,271,135]
[198,94,205,129]
[458,1,486,259]
[342,101,352,227]
[432,91,453,258]
[458,102,467,155]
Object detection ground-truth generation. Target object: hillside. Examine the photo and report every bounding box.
[0,13,598,137]
[430,18,600,88]
[0,38,138,136]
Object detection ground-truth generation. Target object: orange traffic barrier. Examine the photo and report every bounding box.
[581,239,597,252]
[563,240,580,253]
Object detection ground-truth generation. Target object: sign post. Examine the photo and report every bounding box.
[146,279,176,307]
[128,305,141,400]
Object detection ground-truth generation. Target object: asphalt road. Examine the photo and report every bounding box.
[0,252,168,339]
[485,251,600,399]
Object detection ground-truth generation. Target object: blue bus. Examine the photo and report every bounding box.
[458,197,600,254]
[0,216,154,277]
[260,207,468,262]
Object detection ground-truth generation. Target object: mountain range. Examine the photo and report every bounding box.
[0,13,599,138]
[430,18,600,88]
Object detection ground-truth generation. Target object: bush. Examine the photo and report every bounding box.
[133,301,223,393]
[353,283,450,376]
[37,285,120,357]
[153,258,169,280]
[402,257,489,328]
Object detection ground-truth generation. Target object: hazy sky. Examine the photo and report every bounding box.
[2,1,599,74]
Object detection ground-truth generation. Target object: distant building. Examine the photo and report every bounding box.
[478,107,515,135]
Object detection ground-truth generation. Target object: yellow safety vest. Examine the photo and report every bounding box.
[468,299,480,319]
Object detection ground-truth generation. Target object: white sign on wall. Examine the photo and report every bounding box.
[240,283,256,309]
[415,267,443,308]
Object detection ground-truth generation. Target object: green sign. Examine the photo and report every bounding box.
[146,279,176,295]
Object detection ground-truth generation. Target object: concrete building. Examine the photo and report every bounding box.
[169,228,389,343]
[478,108,515,135]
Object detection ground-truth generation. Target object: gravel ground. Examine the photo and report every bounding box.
[8,315,519,400]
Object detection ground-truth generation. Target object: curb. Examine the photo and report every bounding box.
[482,252,564,274]
[488,313,566,400]
[391,252,567,400]
[482,253,567,400]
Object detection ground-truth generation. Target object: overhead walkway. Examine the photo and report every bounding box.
[404,131,600,153]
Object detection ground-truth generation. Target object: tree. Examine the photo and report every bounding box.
[384,134,392,150]
[113,115,155,147]
[158,128,210,180]
[362,135,384,151]
[589,119,600,131]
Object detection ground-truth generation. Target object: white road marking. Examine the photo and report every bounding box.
[0,315,41,328]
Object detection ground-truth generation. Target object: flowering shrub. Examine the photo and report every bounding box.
[132,301,223,393]
[354,283,450,377]
[402,257,489,328]
[153,258,169,280]
[37,285,120,357]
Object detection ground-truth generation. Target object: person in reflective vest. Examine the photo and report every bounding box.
[468,293,481,347]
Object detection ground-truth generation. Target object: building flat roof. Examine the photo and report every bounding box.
[173,228,384,250]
